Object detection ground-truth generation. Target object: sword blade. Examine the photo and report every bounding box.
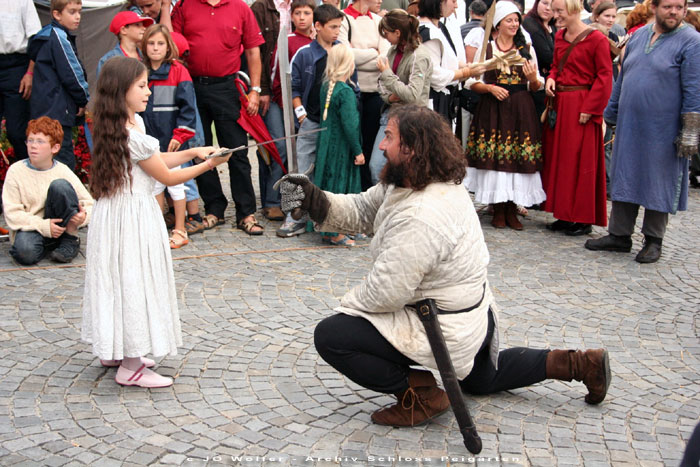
[206,127,327,159]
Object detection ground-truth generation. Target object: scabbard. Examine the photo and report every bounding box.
[414,298,482,455]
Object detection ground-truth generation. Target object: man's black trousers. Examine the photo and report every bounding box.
[314,309,549,395]
[193,77,256,223]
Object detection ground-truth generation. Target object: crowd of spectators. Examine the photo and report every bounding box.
[1,0,698,266]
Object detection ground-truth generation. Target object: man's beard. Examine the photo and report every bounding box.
[379,152,408,188]
[657,14,681,32]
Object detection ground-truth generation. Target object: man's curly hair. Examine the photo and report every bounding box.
[387,105,467,191]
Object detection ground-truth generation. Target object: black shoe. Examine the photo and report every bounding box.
[585,234,632,252]
[546,219,574,231]
[565,223,593,236]
[635,237,662,263]
[50,234,80,263]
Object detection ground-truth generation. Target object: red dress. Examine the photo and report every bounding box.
[542,28,612,226]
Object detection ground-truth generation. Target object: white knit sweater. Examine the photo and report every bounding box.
[339,12,390,93]
[2,160,94,240]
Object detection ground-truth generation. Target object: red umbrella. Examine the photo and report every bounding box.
[235,76,287,174]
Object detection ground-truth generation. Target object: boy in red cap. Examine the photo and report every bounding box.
[96,11,154,77]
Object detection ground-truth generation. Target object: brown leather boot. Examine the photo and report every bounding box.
[371,369,450,427]
[546,349,611,404]
[491,203,506,228]
[505,202,523,230]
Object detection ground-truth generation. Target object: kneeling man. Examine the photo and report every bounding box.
[280,105,611,427]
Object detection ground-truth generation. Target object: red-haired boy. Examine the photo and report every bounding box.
[2,117,93,265]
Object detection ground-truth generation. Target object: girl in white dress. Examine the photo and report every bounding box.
[82,57,230,388]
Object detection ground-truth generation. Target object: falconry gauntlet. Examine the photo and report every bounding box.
[677,112,700,158]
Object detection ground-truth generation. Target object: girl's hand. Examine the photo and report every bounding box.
[489,85,509,101]
[579,113,592,125]
[354,154,365,165]
[193,146,217,160]
[377,56,390,73]
[388,93,401,103]
[210,152,232,166]
[168,138,182,152]
[545,78,556,97]
[523,61,538,84]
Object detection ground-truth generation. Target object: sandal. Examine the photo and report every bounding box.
[202,213,224,230]
[237,216,264,236]
[169,229,189,249]
[330,235,355,247]
[185,217,204,235]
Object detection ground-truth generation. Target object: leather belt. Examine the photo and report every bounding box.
[408,283,487,315]
[556,85,591,92]
[192,74,236,85]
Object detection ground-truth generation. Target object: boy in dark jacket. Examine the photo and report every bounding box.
[277,4,358,238]
[27,0,89,171]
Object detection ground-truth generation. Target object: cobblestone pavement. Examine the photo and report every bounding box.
[0,156,698,466]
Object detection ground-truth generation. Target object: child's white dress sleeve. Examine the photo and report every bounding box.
[128,115,161,162]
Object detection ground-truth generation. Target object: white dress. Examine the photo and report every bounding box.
[82,115,182,360]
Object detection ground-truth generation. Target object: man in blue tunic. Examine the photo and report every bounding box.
[585,0,700,263]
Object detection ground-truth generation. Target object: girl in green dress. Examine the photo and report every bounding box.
[315,44,365,246]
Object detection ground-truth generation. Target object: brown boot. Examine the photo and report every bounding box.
[505,202,523,230]
[491,203,506,229]
[546,349,611,404]
[371,370,450,427]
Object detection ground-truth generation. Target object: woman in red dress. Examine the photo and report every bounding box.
[541,0,612,236]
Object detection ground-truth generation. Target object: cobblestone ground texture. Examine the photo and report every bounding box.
[0,153,698,467]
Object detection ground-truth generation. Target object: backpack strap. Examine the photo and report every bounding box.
[344,14,352,43]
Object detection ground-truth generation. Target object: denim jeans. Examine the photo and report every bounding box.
[369,111,390,186]
[259,101,287,208]
[9,179,79,265]
[179,95,205,203]
[296,117,319,183]
[180,160,200,202]
[359,92,383,191]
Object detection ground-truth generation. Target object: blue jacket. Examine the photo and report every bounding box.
[141,61,198,152]
[291,40,359,109]
[27,21,89,127]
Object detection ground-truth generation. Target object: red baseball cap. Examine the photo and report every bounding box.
[170,31,189,57]
[109,11,155,36]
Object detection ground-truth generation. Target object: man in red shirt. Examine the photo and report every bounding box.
[171,0,266,235]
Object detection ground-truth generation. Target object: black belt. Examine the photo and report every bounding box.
[192,74,236,85]
[409,283,487,315]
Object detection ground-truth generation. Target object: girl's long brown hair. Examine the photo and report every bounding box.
[90,56,147,199]
[379,9,422,51]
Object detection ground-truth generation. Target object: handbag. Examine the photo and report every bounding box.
[541,28,594,129]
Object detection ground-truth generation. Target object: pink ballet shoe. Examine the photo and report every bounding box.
[115,364,173,388]
[100,357,156,368]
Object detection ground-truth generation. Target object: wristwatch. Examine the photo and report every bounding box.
[250,86,262,94]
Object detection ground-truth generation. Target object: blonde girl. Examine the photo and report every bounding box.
[314,44,364,247]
